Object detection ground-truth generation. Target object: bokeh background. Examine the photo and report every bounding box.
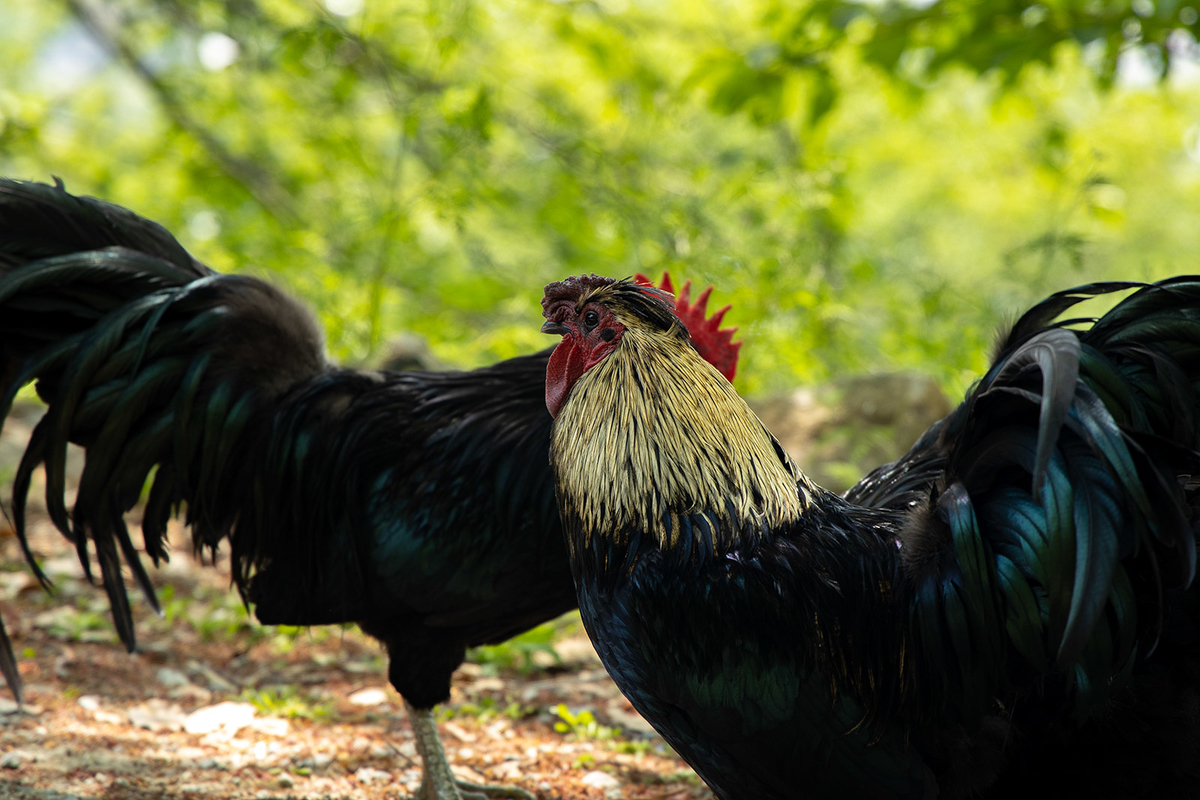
[3,5,1200,797]
[2,0,1199,401]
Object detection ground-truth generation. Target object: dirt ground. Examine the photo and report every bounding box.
[0,446,712,800]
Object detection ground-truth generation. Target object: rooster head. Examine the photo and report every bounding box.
[540,274,681,418]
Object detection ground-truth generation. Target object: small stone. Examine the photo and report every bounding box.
[0,698,18,715]
[197,758,220,770]
[183,702,256,735]
[454,663,483,679]
[581,770,620,790]
[127,699,186,732]
[248,717,289,737]
[156,667,190,688]
[348,687,388,706]
[277,774,294,788]
[355,766,391,784]
[1,752,22,769]
[490,761,522,781]
[77,695,101,712]
[369,744,392,758]
[312,752,334,769]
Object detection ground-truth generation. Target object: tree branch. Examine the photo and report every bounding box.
[65,0,301,225]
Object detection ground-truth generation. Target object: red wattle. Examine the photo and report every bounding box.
[546,338,588,418]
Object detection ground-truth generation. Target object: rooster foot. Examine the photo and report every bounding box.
[414,777,534,800]
[452,779,536,800]
[406,699,536,800]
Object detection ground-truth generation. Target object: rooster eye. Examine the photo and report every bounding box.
[583,310,600,330]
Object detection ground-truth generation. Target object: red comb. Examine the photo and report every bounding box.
[634,271,741,381]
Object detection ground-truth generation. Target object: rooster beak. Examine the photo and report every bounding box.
[541,321,569,335]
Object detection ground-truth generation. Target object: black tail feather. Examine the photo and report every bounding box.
[0,179,328,689]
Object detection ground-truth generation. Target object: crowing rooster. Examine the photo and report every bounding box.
[0,180,741,800]
[541,274,1200,799]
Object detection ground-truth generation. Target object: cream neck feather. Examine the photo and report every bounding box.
[551,321,813,552]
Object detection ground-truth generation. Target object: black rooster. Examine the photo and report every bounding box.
[541,274,1200,799]
[0,180,741,800]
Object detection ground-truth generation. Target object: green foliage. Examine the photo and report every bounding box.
[553,703,669,758]
[553,703,620,741]
[698,0,1200,126]
[159,583,263,643]
[0,0,1197,402]
[240,685,333,720]
[467,621,560,675]
[436,695,532,723]
[31,599,118,644]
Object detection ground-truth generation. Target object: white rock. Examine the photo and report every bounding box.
[183,702,257,735]
[348,687,388,706]
[248,717,289,737]
[1,751,22,769]
[355,766,392,784]
[127,699,186,732]
[0,572,32,601]
[490,760,523,780]
[77,695,101,712]
[581,770,620,789]
[0,698,19,715]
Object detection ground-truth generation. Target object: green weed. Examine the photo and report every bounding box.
[239,685,332,721]
[467,622,560,676]
[553,704,619,742]
[437,696,532,723]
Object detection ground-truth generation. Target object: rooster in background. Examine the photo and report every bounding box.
[542,274,1200,799]
[0,179,742,800]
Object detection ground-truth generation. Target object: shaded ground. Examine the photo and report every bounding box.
[0,436,710,800]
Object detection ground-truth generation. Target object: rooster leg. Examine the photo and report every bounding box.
[405,700,534,800]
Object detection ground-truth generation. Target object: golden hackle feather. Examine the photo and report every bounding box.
[551,295,812,554]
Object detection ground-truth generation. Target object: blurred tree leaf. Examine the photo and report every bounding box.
[0,0,1196,402]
